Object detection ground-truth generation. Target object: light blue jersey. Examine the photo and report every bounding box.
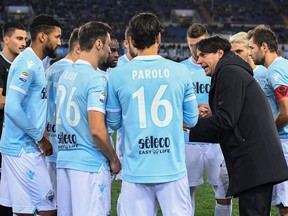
[117,54,130,66]
[253,65,269,94]
[106,55,198,183]
[45,58,73,163]
[180,57,211,144]
[267,57,288,138]
[0,47,47,156]
[56,59,110,172]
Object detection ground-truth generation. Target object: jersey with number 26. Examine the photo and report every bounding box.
[56,59,109,172]
[45,58,73,163]
[106,55,198,183]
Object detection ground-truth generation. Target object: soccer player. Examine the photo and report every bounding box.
[190,35,288,216]
[99,34,119,72]
[117,26,138,66]
[106,12,199,216]
[230,31,268,91]
[248,27,288,216]
[0,14,61,216]
[56,21,121,216]
[45,27,80,202]
[0,21,27,216]
[181,23,229,216]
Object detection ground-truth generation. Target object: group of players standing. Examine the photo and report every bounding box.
[0,11,287,216]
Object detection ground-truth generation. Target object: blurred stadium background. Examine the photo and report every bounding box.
[1,0,287,61]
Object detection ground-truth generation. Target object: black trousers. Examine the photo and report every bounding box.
[238,183,273,216]
[0,205,13,216]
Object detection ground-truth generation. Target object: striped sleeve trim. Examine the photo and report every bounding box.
[10,85,27,95]
[87,107,105,114]
[184,95,196,102]
[106,107,121,112]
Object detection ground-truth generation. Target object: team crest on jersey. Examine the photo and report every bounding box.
[99,91,106,103]
[27,60,35,68]
[19,71,29,82]
[46,190,55,202]
[272,73,280,82]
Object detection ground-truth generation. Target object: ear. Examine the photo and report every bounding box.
[123,39,128,48]
[156,33,161,44]
[74,44,81,55]
[261,42,268,52]
[94,39,102,50]
[39,32,46,43]
[3,35,9,44]
[217,49,224,59]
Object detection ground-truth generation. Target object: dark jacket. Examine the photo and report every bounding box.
[189,51,288,196]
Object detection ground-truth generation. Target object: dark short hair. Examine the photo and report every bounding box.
[128,12,164,50]
[187,23,208,38]
[68,28,79,51]
[78,21,111,51]
[194,36,231,54]
[29,14,61,41]
[1,22,26,39]
[247,27,278,52]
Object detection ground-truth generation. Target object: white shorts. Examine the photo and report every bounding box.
[272,138,288,207]
[0,152,56,214]
[47,162,57,203]
[118,176,192,216]
[57,167,111,216]
[185,143,223,186]
[215,160,231,199]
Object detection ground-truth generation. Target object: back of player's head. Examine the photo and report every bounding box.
[247,27,278,52]
[78,21,111,51]
[195,36,231,54]
[68,28,79,51]
[29,14,61,41]
[229,32,249,48]
[128,12,164,50]
[187,23,208,39]
[1,22,26,39]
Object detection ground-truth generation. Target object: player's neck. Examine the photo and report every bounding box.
[30,42,46,60]
[65,52,79,63]
[79,51,99,69]
[1,48,17,62]
[126,53,133,61]
[137,44,158,56]
[264,52,279,68]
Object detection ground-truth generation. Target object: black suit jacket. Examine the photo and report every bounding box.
[190,52,288,196]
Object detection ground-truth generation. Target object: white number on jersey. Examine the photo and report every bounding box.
[132,85,172,128]
[56,85,80,126]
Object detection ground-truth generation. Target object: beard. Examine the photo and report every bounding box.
[253,56,265,66]
[44,44,58,58]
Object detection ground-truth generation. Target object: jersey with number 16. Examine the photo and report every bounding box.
[106,55,199,184]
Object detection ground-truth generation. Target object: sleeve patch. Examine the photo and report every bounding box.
[19,71,29,82]
[99,91,107,103]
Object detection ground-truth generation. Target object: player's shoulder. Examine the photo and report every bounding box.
[162,58,189,71]
[13,48,41,71]
[180,57,190,65]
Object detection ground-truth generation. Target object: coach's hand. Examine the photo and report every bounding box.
[38,136,53,156]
